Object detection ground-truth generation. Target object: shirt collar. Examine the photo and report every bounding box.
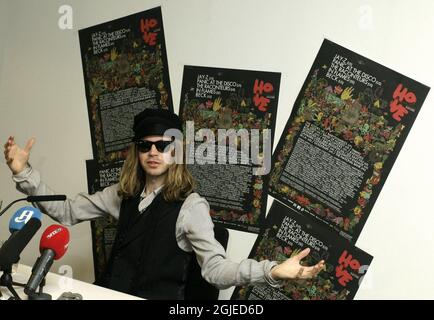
[140,184,164,199]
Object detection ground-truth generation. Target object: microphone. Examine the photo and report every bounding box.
[24,224,70,297]
[26,195,67,202]
[0,195,66,218]
[0,218,42,270]
[0,217,42,300]
[5,206,42,266]
[9,206,42,234]
[0,213,42,299]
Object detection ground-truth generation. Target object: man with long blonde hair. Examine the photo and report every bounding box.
[4,108,324,299]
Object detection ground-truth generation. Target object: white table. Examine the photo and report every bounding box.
[0,264,143,300]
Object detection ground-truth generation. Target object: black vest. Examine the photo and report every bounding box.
[98,192,192,299]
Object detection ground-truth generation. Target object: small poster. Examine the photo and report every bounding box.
[85,159,123,280]
[179,66,280,233]
[231,200,373,300]
[269,39,430,242]
[79,7,173,163]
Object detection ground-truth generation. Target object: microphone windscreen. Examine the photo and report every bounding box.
[9,206,42,233]
[39,225,70,260]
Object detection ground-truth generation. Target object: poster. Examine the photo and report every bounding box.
[79,7,173,163]
[179,66,280,233]
[269,39,430,242]
[85,159,123,280]
[231,200,373,300]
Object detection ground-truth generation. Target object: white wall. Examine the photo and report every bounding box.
[0,0,433,299]
[0,0,9,88]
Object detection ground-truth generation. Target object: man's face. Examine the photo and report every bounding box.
[137,135,173,177]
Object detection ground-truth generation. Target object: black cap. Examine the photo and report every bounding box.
[132,108,182,140]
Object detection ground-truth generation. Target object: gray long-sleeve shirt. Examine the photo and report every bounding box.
[12,165,282,290]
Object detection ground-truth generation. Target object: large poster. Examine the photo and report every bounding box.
[179,66,280,233]
[79,7,173,163]
[269,39,430,242]
[231,200,373,300]
[85,159,123,280]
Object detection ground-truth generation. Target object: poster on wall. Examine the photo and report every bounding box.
[85,159,123,280]
[79,7,173,163]
[269,39,430,242]
[179,66,280,233]
[231,200,373,300]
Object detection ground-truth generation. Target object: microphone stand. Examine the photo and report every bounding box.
[0,265,24,300]
[27,278,51,300]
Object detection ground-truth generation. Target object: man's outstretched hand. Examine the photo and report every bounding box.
[3,136,35,175]
[271,248,325,281]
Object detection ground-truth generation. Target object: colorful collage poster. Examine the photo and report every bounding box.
[179,66,280,233]
[79,7,173,163]
[79,7,173,278]
[231,200,373,300]
[85,159,123,280]
[269,39,430,242]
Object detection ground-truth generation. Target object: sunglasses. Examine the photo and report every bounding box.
[135,139,173,153]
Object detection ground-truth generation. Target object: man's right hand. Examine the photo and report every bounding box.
[3,136,35,175]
